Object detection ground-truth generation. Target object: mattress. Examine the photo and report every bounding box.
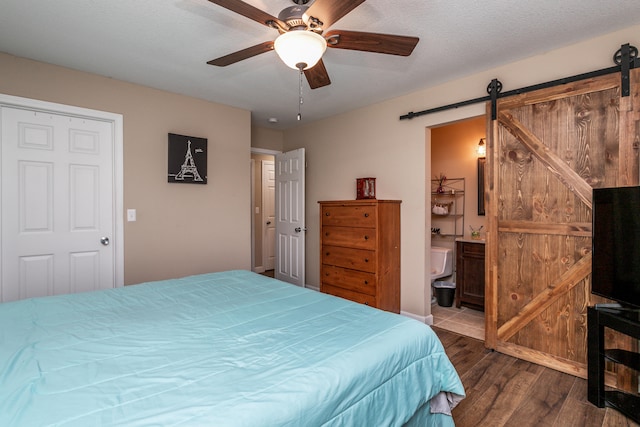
[0,270,464,426]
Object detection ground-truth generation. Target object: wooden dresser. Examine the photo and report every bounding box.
[318,200,401,313]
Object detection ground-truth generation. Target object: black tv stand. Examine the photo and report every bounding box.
[594,302,640,313]
[587,306,640,424]
[593,303,623,309]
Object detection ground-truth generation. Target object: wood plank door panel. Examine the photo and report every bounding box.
[486,69,640,390]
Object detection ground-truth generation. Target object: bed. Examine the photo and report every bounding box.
[0,270,464,426]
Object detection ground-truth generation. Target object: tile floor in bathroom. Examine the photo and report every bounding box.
[431,302,485,341]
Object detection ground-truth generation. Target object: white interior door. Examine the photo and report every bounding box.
[262,160,275,270]
[1,97,123,302]
[275,148,305,286]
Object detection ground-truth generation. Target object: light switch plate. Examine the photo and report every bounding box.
[127,209,136,222]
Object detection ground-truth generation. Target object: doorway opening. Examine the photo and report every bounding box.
[250,148,307,287]
[429,116,486,340]
[250,150,276,275]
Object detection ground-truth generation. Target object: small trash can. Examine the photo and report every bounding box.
[433,281,456,307]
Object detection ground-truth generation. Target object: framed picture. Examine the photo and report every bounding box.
[167,133,207,184]
[477,157,486,216]
[356,177,376,199]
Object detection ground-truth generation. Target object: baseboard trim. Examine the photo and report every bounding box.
[401,310,433,325]
[424,314,434,325]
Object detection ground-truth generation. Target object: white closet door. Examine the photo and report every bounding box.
[1,105,116,301]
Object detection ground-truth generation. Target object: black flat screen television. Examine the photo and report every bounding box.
[592,186,640,309]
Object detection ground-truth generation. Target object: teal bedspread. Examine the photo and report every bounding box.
[0,270,464,426]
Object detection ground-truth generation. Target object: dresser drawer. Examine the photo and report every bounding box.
[322,283,377,307]
[321,205,377,227]
[321,264,376,296]
[322,245,376,273]
[321,226,376,250]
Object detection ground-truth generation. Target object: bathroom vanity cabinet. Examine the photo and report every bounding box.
[318,200,401,313]
[455,240,485,311]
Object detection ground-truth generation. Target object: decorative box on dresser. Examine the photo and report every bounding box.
[318,200,401,313]
[455,239,485,311]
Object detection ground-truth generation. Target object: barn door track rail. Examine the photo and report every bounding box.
[400,43,639,121]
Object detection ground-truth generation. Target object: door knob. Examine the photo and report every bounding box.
[100,237,110,246]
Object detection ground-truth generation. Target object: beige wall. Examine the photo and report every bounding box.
[284,104,428,316]
[283,25,640,321]
[251,127,284,151]
[0,53,252,285]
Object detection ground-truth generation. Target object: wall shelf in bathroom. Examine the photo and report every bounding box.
[431,178,465,238]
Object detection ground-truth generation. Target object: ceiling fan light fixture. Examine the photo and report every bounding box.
[274,30,327,70]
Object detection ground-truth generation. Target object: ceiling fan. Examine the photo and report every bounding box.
[206,0,420,89]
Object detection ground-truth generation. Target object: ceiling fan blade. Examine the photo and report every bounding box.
[207,41,274,66]
[304,0,366,29]
[207,0,287,29]
[325,30,419,56]
[304,59,331,89]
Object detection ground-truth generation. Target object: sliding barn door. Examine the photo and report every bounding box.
[485,69,640,388]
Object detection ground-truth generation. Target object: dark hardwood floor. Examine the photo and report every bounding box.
[261,270,275,278]
[432,327,639,427]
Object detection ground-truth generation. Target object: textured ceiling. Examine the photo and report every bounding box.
[1,0,640,129]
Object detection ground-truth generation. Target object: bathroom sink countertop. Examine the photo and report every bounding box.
[455,238,486,244]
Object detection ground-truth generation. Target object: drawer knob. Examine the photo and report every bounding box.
[364,213,369,217]
[325,232,329,236]
[365,302,369,306]
[326,252,330,256]
[364,280,368,285]
[325,212,330,216]
[364,258,369,263]
[364,235,369,240]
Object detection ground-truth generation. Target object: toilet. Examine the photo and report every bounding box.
[431,246,454,305]
[430,246,453,283]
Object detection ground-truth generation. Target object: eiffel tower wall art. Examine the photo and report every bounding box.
[167,133,207,184]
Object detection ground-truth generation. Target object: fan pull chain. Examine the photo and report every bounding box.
[297,68,303,121]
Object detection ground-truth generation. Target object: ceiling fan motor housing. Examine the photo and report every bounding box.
[278,6,310,30]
